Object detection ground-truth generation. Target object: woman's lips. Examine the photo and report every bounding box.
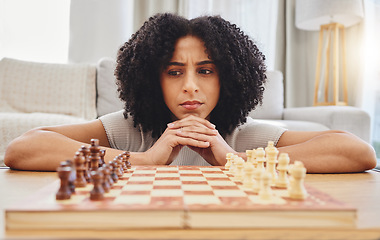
[180,101,202,110]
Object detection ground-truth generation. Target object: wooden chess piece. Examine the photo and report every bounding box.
[61,160,76,194]
[123,151,131,170]
[104,164,114,187]
[234,157,245,182]
[56,165,72,200]
[89,139,101,172]
[252,167,263,194]
[110,161,119,183]
[243,162,255,189]
[228,154,238,175]
[73,152,87,188]
[225,153,233,170]
[247,149,257,166]
[90,170,105,201]
[246,150,253,163]
[115,157,124,177]
[99,149,106,167]
[275,153,290,188]
[265,142,279,185]
[79,145,91,183]
[255,147,266,170]
[288,161,308,200]
[259,171,274,201]
[99,166,111,193]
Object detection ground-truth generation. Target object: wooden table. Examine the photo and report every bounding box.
[1,167,380,240]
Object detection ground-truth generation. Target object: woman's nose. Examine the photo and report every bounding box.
[183,73,199,93]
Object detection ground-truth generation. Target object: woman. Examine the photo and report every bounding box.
[4,13,376,173]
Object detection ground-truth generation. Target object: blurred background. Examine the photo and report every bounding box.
[0,0,379,161]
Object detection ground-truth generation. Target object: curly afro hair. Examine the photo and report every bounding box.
[115,13,267,138]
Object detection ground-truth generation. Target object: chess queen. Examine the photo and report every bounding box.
[4,14,376,173]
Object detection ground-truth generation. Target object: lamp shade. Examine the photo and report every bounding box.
[295,0,364,31]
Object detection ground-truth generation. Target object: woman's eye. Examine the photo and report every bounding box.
[199,69,213,75]
[168,70,182,76]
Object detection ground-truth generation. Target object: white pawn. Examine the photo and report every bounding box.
[250,149,258,168]
[246,150,253,163]
[255,147,266,171]
[228,154,237,174]
[259,171,274,201]
[275,153,290,188]
[265,141,275,153]
[234,157,245,181]
[288,161,307,200]
[225,153,233,170]
[246,149,257,165]
[252,167,264,193]
[243,162,255,189]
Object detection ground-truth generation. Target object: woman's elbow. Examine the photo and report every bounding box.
[358,143,377,171]
[4,136,24,169]
[4,128,41,170]
[347,132,378,172]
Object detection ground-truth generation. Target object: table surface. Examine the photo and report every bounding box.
[1,167,380,240]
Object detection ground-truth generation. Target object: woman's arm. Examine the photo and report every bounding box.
[275,130,377,173]
[4,120,151,171]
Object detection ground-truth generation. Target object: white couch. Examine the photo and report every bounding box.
[0,57,371,166]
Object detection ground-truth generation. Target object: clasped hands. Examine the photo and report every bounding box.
[144,115,236,166]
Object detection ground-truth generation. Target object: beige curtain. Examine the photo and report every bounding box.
[68,0,368,109]
[69,0,135,63]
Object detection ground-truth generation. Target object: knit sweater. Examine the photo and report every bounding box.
[99,110,286,166]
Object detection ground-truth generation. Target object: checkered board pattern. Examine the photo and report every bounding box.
[5,166,356,230]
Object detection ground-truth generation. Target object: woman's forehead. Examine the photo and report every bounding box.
[170,35,211,62]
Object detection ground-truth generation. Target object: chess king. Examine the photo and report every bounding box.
[4,13,376,173]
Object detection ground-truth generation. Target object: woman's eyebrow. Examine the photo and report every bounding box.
[167,62,185,66]
[166,60,214,67]
[197,60,214,65]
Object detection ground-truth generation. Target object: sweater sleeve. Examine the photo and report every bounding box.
[224,117,287,152]
[98,110,155,152]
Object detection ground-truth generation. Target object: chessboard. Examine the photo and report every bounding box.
[6,168,356,230]
[5,140,356,231]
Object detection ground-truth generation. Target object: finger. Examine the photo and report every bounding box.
[168,116,216,130]
[177,126,218,138]
[175,130,219,149]
[163,128,211,148]
[176,137,210,148]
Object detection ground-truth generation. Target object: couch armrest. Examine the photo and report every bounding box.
[283,106,371,143]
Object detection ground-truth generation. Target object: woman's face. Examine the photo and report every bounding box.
[160,35,220,121]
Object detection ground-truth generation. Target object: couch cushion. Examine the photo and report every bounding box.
[249,70,284,120]
[0,58,97,120]
[96,57,124,117]
[0,112,88,166]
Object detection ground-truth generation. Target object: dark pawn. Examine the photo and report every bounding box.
[73,152,87,188]
[99,149,106,167]
[123,151,132,170]
[115,157,124,177]
[90,170,104,201]
[79,145,91,183]
[106,164,114,186]
[61,160,76,194]
[89,139,101,172]
[56,165,72,200]
[110,161,119,183]
[100,166,111,193]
